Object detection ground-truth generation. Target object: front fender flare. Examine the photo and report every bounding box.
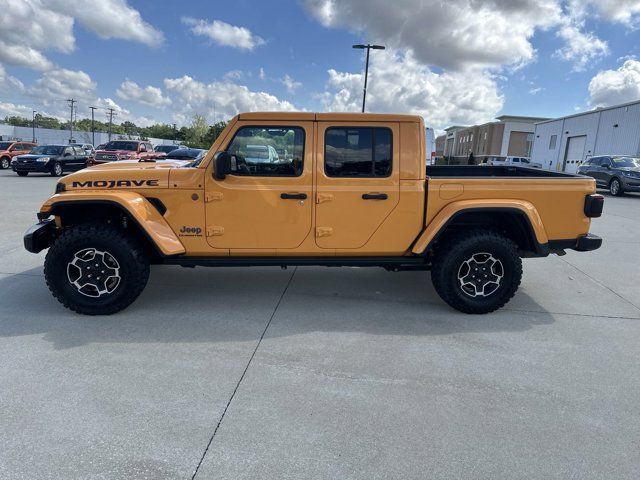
[40,191,186,256]
[411,199,548,254]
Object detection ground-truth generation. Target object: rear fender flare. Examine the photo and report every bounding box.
[41,191,185,256]
[411,199,548,254]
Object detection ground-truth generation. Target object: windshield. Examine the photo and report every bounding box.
[104,141,138,151]
[155,145,179,153]
[612,157,640,168]
[30,145,64,155]
[186,151,207,168]
[0,142,13,150]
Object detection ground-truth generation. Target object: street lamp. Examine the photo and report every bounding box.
[32,110,37,143]
[352,43,385,113]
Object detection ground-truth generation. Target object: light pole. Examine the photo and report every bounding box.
[32,110,36,143]
[352,44,385,113]
[89,106,98,146]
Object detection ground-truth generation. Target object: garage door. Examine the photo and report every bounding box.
[563,136,586,174]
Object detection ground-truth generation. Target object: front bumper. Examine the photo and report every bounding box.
[12,161,51,173]
[24,219,57,253]
[621,177,640,192]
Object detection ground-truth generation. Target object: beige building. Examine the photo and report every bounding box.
[445,115,550,165]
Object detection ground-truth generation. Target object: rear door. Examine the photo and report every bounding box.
[315,122,399,249]
[205,122,313,250]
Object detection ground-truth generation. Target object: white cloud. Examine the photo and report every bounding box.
[116,80,171,108]
[0,63,24,92]
[281,74,302,93]
[259,67,266,80]
[44,0,163,47]
[182,17,265,51]
[223,70,245,81]
[163,75,297,123]
[529,86,543,95]
[554,23,609,71]
[584,0,640,25]
[0,101,34,118]
[0,0,161,71]
[303,0,562,71]
[319,50,503,130]
[588,59,640,107]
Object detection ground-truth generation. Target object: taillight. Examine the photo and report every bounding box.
[584,194,604,218]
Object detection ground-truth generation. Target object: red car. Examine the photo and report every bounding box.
[91,140,165,165]
[0,141,37,169]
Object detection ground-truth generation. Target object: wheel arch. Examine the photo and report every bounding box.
[412,201,549,256]
[42,192,185,257]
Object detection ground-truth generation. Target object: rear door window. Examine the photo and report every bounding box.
[324,127,392,177]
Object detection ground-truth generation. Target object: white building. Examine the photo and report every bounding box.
[531,100,640,173]
[0,124,178,147]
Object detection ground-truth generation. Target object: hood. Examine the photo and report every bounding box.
[96,149,136,155]
[16,154,53,160]
[61,161,179,191]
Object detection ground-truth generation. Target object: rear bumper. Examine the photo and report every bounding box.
[575,233,603,252]
[24,219,57,253]
[547,233,602,253]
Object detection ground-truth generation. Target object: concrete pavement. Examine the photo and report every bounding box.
[0,170,638,479]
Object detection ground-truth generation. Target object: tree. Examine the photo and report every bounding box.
[183,114,209,148]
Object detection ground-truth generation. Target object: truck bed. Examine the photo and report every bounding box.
[427,165,574,178]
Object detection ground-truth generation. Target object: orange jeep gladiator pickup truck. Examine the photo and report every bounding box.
[24,112,603,315]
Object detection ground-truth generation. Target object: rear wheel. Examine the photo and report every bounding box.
[0,156,10,169]
[44,224,150,315]
[609,178,624,196]
[431,230,522,314]
[17,171,28,177]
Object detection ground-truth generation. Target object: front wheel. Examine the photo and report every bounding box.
[609,178,624,196]
[51,162,63,177]
[431,230,522,314]
[44,224,150,315]
[0,157,10,169]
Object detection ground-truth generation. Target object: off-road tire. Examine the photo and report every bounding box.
[609,177,624,196]
[0,156,10,169]
[44,223,150,315]
[51,162,63,177]
[431,230,522,314]
[17,171,28,177]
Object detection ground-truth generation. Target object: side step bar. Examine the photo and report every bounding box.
[161,256,429,269]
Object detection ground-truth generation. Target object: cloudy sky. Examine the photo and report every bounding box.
[1,0,640,131]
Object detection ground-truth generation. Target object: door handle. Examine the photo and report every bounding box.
[362,193,388,200]
[280,193,307,200]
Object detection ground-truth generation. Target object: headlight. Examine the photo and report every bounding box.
[622,171,640,178]
[36,157,50,163]
[118,153,131,160]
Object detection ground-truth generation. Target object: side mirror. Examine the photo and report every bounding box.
[139,146,147,153]
[214,151,232,180]
[64,152,72,157]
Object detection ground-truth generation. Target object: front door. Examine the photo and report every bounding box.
[315,122,399,249]
[205,122,313,250]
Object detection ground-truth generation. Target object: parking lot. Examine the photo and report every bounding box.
[1,169,639,479]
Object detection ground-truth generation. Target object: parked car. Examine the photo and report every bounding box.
[93,140,162,164]
[25,112,603,315]
[154,144,181,154]
[70,143,95,158]
[12,144,89,177]
[0,141,37,170]
[488,156,540,168]
[164,147,206,161]
[577,155,640,196]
